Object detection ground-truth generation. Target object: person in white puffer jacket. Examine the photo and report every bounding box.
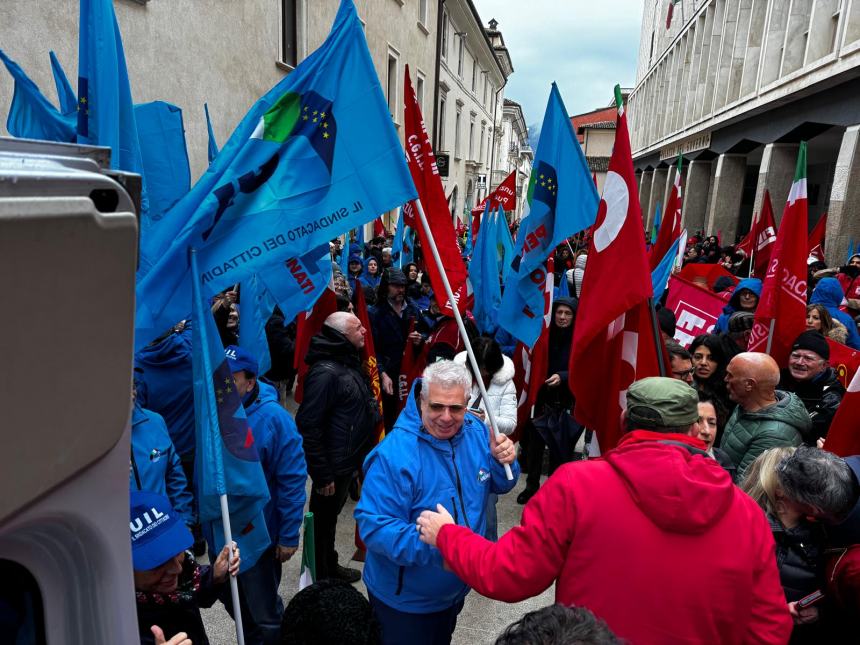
[454,337,518,540]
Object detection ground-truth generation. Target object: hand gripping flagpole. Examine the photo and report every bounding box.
[189,248,245,645]
[414,198,514,480]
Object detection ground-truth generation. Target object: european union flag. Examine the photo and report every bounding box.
[190,249,271,569]
[135,0,416,348]
[498,84,598,346]
[0,49,75,142]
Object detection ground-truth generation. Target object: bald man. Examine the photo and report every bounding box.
[720,352,810,478]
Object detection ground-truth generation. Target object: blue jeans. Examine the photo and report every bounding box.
[221,545,284,645]
[369,593,464,645]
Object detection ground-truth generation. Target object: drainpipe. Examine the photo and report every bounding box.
[432,0,446,151]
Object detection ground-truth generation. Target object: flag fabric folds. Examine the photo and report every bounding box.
[824,363,860,458]
[471,168,518,219]
[0,49,76,142]
[495,206,516,280]
[390,208,406,267]
[738,191,777,277]
[49,50,78,116]
[471,203,502,334]
[353,284,386,445]
[293,288,340,403]
[651,235,682,302]
[238,273,277,377]
[205,102,220,164]
[498,83,599,346]
[748,143,809,366]
[569,87,661,451]
[135,0,416,348]
[649,202,661,247]
[190,249,270,570]
[403,65,471,316]
[649,155,683,270]
[807,212,827,262]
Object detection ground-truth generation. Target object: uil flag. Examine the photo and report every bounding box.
[498,84,599,346]
[403,65,471,315]
[649,155,683,270]
[807,212,827,262]
[135,0,416,349]
[512,257,554,442]
[569,86,661,450]
[471,169,518,219]
[748,143,809,366]
[190,249,270,569]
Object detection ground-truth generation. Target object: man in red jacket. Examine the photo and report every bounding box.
[416,377,792,645]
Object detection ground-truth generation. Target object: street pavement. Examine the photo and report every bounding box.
[201,398,554,643]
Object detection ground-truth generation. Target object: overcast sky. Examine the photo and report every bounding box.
[472,0,645,128]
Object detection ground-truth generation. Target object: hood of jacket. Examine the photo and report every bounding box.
[135,326,193,369]
[739,390,812,432]
[245,379,279,416]
[453,353,515,386]
[724,277,762,314]
[810,277,846,309]
[305,325,362,368]
[606,431,735,534]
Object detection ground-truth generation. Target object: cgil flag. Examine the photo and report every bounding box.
[748,142,809,366]
[569,86,662,451]
[649,155,683,270]
[190,249,270,570]
[498,84,599,346]
[299,512,316,590]
[737,191,777,277]
[807,212,827,262]
[824,361,860,458]
[135,0,416,349]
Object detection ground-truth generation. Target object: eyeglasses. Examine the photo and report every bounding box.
[789,352,823,363]
[672,368,695,378]
[427,402,467,414]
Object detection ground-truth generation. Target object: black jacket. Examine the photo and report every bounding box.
[296,326,381,485]
[779,367,846,444]
[368,298,422,379]
[264,308,297,381]
[769,515,826,602]
[136,554,221,645]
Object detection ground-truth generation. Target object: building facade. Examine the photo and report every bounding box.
[569,91,629,195]
[496,98,533,220]
[434,3,512,223]
[628,0,860,264]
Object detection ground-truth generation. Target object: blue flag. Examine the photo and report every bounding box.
[471,202,501,333]
[78,0,149,221]
[205,102,219,164]
[190,249,270,569]
[0,49,75,142]
[650,202,662,246]
[49,51,78,116]
[498,84,599,346]
[339,230,352,276]
[401,225,414,266]
[391,208,405,267]
[463,213,474,258]
[135,101,192,228]
[495,206,516,280]
[238,273,277,377]
[651,235,681,302]
[135,0,416,348]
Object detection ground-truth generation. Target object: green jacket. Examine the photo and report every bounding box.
[720,391,809,479]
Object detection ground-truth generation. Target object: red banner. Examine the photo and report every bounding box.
[403,65,471,315]
[471,169,518,222]
[665,276,726,347]
[354,284,386,446]
[828,339,860,389]
[293,288,339,403]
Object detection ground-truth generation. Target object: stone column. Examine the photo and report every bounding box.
[682,160,712,233]
[753,143,799,224]
[638,169,653,227]
[647,167,669,232]
[704,154,746,241]
[827,125,860,265]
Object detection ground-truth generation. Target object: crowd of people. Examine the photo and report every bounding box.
[126,223,860,645]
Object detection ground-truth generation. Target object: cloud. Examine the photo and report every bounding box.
[473,0,644,127]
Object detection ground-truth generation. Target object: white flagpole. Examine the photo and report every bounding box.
[415,198,514,480]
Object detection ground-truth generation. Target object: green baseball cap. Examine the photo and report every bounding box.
[626,377,699,428]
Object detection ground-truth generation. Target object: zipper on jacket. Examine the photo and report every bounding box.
[450,496,459,524]
[130,449,142,490]
[449,442,472,530]
[395,565,405,595]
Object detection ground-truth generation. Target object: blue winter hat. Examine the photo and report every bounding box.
[129,491,193,571]
[348,253,362,265]
[225,345,258,375]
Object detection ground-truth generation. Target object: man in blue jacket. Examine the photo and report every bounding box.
[223,345,308,645]
[713,277,762,333]
[355,360,519,645]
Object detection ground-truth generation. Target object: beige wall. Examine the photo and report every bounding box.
[582,128,614,157]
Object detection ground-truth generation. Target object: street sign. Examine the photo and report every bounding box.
[436,153,449,177]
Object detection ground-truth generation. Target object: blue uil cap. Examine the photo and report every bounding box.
[129,491,193,571]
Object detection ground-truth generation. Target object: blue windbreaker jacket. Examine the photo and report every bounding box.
[245,381,308,547]
[130,404,195,524]
[713,278,762,333]
[810,278,860,350]
[355,379,519,612]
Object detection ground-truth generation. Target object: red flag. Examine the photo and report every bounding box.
[404,65,471,315]
[512,258,554,442]
[665,275,728,346]
[823,363,860,457]
[828,338,860,389]
[398,319,428,412]
[353,284,386,446]
[649,156,683,270]
[373,216,385,238]
[752,191,778,277]
[748,143,809,366]
[293,288,339,403]
[569,91,661,450]
[808,212,827,262]
[471,169,517,220]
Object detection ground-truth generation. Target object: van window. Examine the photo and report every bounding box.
[0,559,46,645]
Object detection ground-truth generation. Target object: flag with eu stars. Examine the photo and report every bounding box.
[190,249,271,569]
[498,84,598,346]
[135,0,416,349]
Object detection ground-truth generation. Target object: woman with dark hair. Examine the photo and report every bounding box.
[806,303,848,345]
[689,333,735,443]
[697,396,736,481]
[517,297,579,505]
[454,336,516,540]
[404,262,421,300]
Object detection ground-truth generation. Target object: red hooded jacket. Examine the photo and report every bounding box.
[436,431,792,644]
